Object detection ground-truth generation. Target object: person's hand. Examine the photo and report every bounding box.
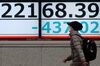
[63,59,68,63]
[82,62,88,66]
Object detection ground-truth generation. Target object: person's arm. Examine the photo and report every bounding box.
[63,55,72,63]
[67,55,73,61]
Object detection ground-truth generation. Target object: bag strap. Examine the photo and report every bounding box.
[75,34,83,40]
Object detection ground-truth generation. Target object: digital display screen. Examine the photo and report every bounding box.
[41,2,100,39]
[0,2,100,39]
[0,2,38,39]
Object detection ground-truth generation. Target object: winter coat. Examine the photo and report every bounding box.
[67,31,89,66]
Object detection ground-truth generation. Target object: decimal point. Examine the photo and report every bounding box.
[69,14,73,18]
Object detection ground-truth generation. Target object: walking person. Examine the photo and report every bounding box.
[63,21,89,66]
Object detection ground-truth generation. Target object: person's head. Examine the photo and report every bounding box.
[69,26,74,32]
[67,21,83,32]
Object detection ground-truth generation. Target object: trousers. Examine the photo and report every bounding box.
[70,62,90,66]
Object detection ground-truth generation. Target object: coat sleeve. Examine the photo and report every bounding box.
[67,55,73,61]
[71,36,86,62]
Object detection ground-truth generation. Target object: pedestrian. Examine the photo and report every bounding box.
[63,21,89,66]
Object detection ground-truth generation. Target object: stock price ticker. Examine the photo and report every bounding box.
[0,2,100,39]
[0,2,39,38]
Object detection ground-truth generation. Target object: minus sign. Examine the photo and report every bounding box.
[32,27,38,29]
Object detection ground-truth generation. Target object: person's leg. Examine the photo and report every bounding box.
[70,63,74,66]
[88,62,90,66]
[70,62,81,66]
